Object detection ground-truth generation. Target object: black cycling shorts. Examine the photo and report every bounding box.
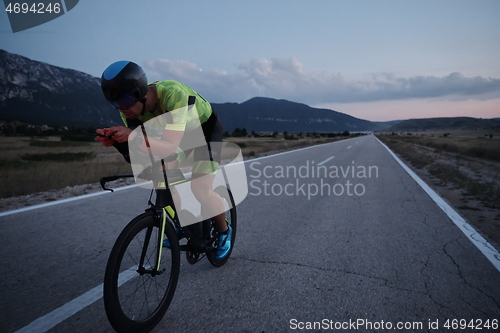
[178,111,224,174]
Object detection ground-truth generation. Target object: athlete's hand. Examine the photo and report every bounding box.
[95,128,115,147]
[106,126,133,143]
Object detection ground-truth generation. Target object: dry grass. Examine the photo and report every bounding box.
[378,133,500,205]
[0,137,129,198]
[0,134,354,198]
[377,132,500,250]
[1,156,133,197]
[382,130,500,161]
[225,136,347,157]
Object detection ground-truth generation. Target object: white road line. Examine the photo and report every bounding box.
[7,138,353,332]
[0,139,349,217]
[346,146,352,149]
[14,266,138,333]
[375,136,500,272]
[0,184,139,218]
[318,156,335,166]
[10,134,498,332]
[244,139,342,163]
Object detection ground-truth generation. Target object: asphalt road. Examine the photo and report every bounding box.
[1,135,499,333]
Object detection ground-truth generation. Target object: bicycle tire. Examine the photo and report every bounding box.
[104,212,180,333]
[207,186,237,267]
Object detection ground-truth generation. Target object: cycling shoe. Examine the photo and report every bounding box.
[215,225,232,259]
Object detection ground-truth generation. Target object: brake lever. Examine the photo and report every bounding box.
[99,174,135,192]
[100,180,114,192]
[100,176,120,192]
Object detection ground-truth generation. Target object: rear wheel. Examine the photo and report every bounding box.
[104,212,180,333]
[207,186,237,267]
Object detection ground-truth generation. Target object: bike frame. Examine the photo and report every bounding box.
[102,122,233,273]
[100,165,224,273]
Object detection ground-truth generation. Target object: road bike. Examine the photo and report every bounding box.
[100,153,237,333]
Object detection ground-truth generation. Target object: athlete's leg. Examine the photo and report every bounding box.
[190,173,227,232]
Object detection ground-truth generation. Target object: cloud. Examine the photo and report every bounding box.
[145,59,249,102]
[144,57,500,104]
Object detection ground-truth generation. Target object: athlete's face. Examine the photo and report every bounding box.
[120,100,143,119]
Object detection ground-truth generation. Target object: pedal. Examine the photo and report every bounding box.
[186,251,202,265]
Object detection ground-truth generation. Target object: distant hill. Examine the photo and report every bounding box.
[0,49,121,128]
[0,49,391,132]
[373,120,404,128]
[213,97,389,133]
[385,117,500,132]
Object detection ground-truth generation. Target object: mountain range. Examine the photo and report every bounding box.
[1,49,497,134]
[0,49,392,132]
[386,117,500,132]
[0,49,122,128]
[212,97,392,133]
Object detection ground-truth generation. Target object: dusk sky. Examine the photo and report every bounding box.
[1,0,499,121]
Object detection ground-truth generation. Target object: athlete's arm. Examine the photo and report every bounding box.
[107,126,130,142]
[95,128,115,147]
[128,128,184,158]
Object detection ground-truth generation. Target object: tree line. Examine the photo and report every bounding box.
[224,128,353,138]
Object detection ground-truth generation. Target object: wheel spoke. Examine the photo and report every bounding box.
[103,213,180,332]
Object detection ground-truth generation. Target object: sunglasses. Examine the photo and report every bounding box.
[110,89,140,110]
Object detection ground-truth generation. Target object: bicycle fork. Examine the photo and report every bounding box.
[136,208,171,277]
[156,207,169,272]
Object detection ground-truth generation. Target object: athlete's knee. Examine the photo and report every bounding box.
[191,182,215,202]
[166,160,178,170]
[191,182,208,199]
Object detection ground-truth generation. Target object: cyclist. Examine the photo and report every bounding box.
[96,61,231,259]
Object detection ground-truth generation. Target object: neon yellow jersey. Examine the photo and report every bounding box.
[120,80,213,132]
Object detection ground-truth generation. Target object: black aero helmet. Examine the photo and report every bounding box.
[101,61,148,108]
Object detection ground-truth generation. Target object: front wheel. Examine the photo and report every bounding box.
[103,212,180,333]
[207,186,237,267]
